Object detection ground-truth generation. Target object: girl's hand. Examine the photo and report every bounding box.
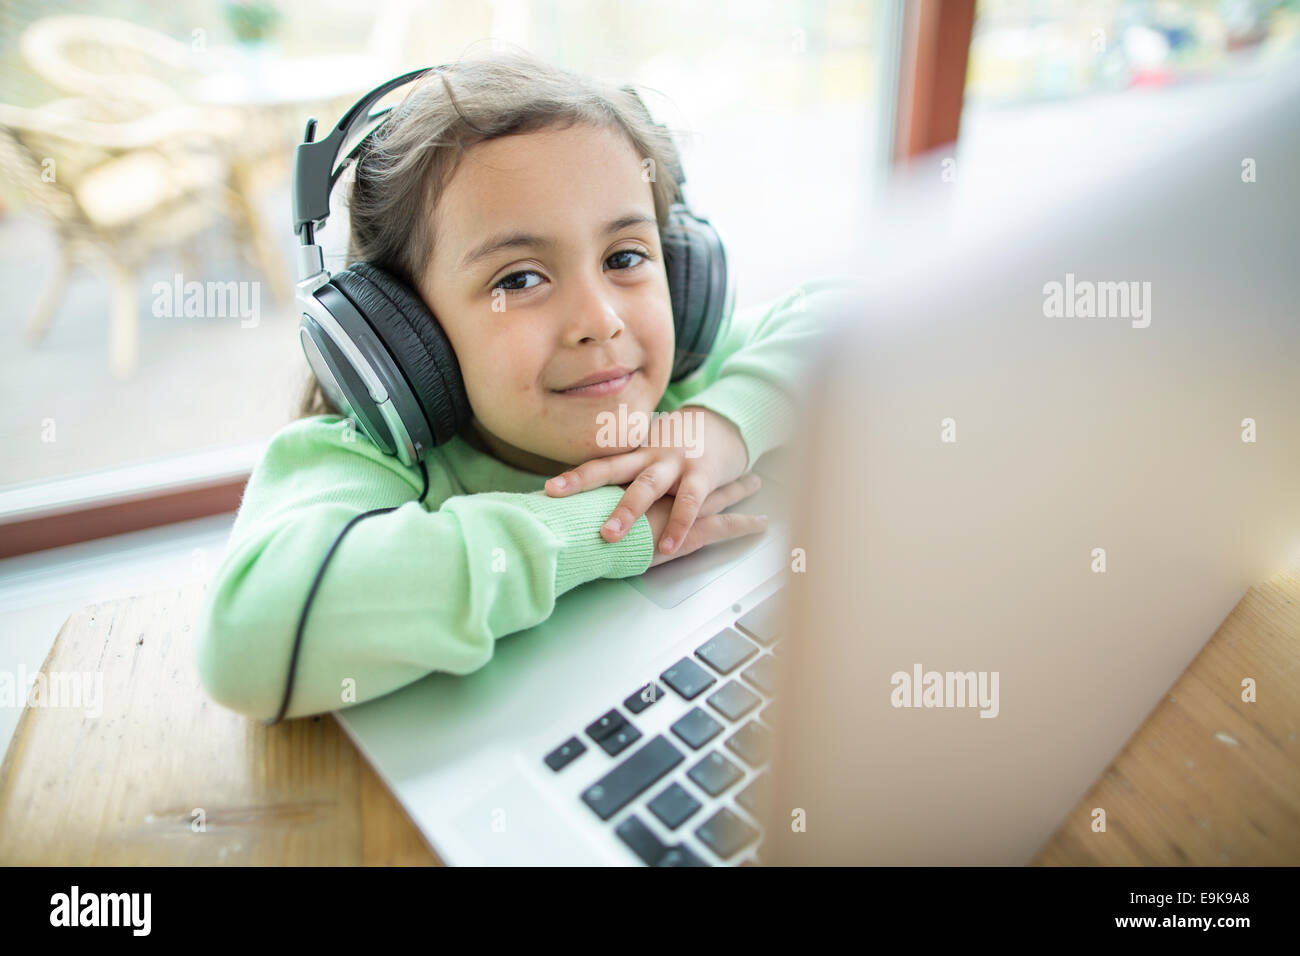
[544,406,751,556]
[643,474,768,568]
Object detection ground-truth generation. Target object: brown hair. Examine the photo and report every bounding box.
[295,49,687,420]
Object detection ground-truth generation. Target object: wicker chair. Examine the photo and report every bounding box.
[0,97,252,379]
[19,14,205,109]
[4,15,291,379]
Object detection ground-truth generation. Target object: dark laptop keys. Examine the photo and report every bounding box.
[670,707,725,749]
[695,806,760,860]
[656,843,709,866]
[582,735,683,821]
[647,781,703,830]
[695,627,759,674]
[725,720,772,769]
[585,709,623,742]
[740,654,780,698]
[615,813,668,865]
[544,736,586,772]
[661,657,716,700]
[599,723,641,756]
[706,680,762,722]
[736,770,770,821]
[615,815,708,866]
[686,750,745,797]
[624,682,664,714]
[734,595,782,647]
[584,708,641,756]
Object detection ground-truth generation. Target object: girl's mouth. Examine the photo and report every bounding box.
[552,369,636,398]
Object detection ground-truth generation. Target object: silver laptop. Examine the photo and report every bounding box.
[337,58,1300,866]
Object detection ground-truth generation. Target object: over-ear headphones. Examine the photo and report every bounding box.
[267,66,733,726]
[291,65,736,468]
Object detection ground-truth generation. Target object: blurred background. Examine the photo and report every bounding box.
[0,1,1298,752]
[1,0,894,492]
[3,0,1297,496]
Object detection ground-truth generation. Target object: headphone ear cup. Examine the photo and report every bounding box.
[661,203,730,381]
[330,263,471,447]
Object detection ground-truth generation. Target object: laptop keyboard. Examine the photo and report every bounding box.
[541,583,785,866]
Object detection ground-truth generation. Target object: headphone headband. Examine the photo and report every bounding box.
[292,66,437,240]
[293,66,690,243]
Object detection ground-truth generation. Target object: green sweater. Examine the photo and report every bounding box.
[195,277,855,720]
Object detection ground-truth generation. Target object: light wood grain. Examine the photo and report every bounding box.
[2,556,1296,865]
[0,583,439,865]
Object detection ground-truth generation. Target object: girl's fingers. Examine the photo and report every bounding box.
[545,448,647,496]
[651,510,769,566]
[659,472,762,556]
[699,472,762,518]
[657,471,714,555]
[601,459,681,542]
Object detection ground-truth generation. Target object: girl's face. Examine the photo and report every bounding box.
[419,121,675,475]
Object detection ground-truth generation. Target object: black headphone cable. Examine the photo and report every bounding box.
[264,456,432,726]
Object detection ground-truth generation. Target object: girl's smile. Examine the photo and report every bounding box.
[551,367,638,397]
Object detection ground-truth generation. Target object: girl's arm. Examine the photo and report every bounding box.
[194,418,653,721]
[660,276,860,472]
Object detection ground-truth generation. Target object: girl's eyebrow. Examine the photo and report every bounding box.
[457,212,656,271]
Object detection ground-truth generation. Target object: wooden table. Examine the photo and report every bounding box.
[2,556,1297,865]
[0,583,440,865]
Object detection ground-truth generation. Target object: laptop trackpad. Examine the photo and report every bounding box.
[625,464,790,609]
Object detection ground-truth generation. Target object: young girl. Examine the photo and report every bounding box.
[195,51,853,722]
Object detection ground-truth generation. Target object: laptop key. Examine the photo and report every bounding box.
[725,720,772,768]
[735,595,783,647]
[599,723,642,757]
[544,736,587,772]
[695,627,759,675]
[624,682,664,714]
[585,709,626,743]
[647,781,703,830]
[661,657,716,700]
[656,844,709,866]
[615,813,673,865]
[686,750,745,797]
[670,706,725,750]
[695,806,760,860]
[740,654,780,697]
[736,770,770,820]
[616,815,710,867]
[581,735,683,821]
[706,680,762,722]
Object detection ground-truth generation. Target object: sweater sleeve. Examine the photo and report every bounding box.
[194,418,654,722]
[659,275,861,472]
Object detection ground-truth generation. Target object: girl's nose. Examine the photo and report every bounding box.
[563,274,625,345]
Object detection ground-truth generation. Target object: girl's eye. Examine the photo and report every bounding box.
[492,248,648,294]
[605,248,647,271]
[493,270,543,293]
